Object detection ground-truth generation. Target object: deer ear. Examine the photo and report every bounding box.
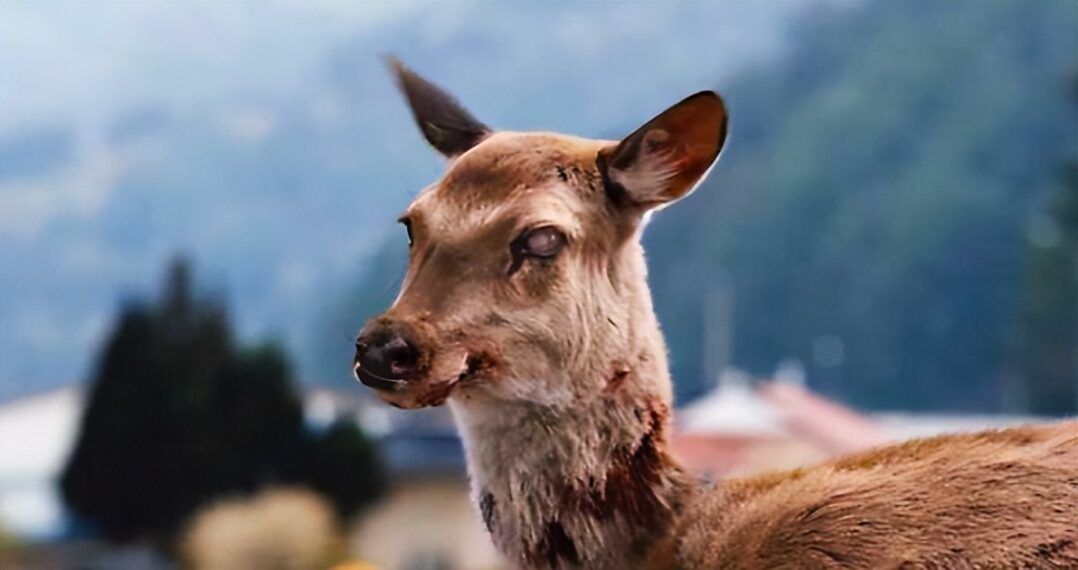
[598,91,728,209]
[387,57,491,158]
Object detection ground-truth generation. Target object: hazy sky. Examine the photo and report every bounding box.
[1,2,419,132]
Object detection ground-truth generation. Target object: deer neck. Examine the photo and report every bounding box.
[448,286,692,569]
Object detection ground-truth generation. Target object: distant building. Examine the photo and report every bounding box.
[0,387,83,540]
[675,371,1047,478]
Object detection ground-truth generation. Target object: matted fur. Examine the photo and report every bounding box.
[358,70,1078,569]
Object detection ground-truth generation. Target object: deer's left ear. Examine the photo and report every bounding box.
[598,91,728,209]
[387,57,492,158]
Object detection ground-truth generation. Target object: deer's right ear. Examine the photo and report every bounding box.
[598,91,728,210]
[387,57,491,158]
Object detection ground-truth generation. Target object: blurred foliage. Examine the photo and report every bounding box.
[1010,83,1078,414]
[0,522,18,563]
[305,419,387,520]
[647,0,1078,411]
[60,257,385,545]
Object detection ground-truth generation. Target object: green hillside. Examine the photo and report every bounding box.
[648,0,1078,411]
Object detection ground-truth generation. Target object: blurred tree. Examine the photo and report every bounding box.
[1010,77,1078,415]
[59,258,231,542]
[212,343,308,490]
[305,419,388,518]
[60,256,385,545]
[647,0,1078,410]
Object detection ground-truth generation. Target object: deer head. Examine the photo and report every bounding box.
[354,59,727,412]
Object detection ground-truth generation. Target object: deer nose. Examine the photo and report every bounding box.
[354,327,421,390]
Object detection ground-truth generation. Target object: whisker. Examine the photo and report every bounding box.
[380,262,407,300]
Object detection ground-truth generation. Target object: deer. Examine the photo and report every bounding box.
[353,59,1078,569]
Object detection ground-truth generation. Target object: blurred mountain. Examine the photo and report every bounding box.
[647,0,1078,411]
[0,2,802,401]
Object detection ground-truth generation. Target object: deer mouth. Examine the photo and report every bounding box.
[361,353,487,409]
[457,355,484,384]
[354,366,407,392]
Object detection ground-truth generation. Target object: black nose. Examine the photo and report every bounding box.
[355,326,420,390]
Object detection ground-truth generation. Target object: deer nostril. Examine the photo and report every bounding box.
[356,331,420,384]
[383,336,419,377]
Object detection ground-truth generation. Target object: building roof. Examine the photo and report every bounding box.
[678,372,783,437]
[0,386,84,539]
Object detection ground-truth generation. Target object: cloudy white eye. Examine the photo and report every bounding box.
[521,226,566,258]
[508,225,566,276]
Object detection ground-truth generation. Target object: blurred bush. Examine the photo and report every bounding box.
[306,419,387,520]
[181,487,342,570]
[59,257,385,546]
[0,522,18,566]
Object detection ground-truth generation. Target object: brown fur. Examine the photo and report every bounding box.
[676,423,1078,569]
[358,66,1078,569]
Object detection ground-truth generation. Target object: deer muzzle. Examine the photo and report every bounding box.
[353,317,471,408]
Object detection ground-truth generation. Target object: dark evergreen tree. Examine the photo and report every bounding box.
[304,419,388,518]
[60,256,385,544]
[61,258,234,541]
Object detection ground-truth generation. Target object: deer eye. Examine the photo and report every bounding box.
[508,226,567,276]
[399,218,414,247]
[510,225,566,272]
[522,226,566,258]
